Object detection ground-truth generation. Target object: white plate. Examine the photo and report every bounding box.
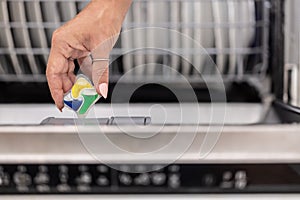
[59,1,77,21]
[132,1,146,75]
[181,1,194,75]
[0,2,7,74]
[10,1,40,74]
[170,1,181,75]
[146,1,168,76]
[41,2,60,45]
[10,2,39,74]
[228,0,239,74]
[121,9,133,73]
[241,0,256,71]
[193,1,214,75]
[0,1,22,74]
[0,55,6,74]
[212,0,230,74]
[242,0,256,47]
[146,1,156,75]
[228,0,256,74]
[77,1,88,12]
[25,1,49,66]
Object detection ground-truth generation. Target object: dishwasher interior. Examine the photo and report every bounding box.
[0,0,282,125]
[1,0,300,195]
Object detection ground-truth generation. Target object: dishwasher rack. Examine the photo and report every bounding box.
[0,0,270,88]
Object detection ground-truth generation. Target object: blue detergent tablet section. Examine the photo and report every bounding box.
[64,99,83,111]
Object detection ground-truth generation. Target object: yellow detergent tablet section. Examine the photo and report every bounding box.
[64,74,101,116]
[71,76,93,99]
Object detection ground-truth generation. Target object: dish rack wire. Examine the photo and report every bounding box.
[0,0,270,89]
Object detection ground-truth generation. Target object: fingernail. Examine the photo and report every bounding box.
[99,83,108,99]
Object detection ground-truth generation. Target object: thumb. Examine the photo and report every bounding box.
[92,62,109,99]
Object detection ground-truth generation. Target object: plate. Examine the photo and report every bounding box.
[181,1,194,75]
[0,1,8,74]
[228,0,256,74]
[132,1,146,75]
[212,0,230,74]
[170,1,181,75]
[0,1,22,74]
[77,1,88,12]
[41,2,60,46]
[59,1,77,21]
[228,0,239,74]
[0,54,7,74]
[146,1,168,76]
[25,1,49,66]
[121,9,133,73]
[241,0,256,70]
[242,0,256,47]
[193,0,214,75]
[10,1,39,74]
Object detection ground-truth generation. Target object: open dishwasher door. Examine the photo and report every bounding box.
[0,118,300,194]
[1,0,300,196]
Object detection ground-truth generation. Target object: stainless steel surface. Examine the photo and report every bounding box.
[0,124,298,164]
[283,63,299,106]
[284,0,300,107]
[0,103,268,125]
[0,0,296,195]
[2,194,300,200]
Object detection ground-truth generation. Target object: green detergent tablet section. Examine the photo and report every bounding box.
[78,94,99,115]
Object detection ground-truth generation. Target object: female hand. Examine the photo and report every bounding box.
[46,0,132,110]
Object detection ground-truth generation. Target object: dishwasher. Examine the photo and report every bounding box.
[0,0,300,196]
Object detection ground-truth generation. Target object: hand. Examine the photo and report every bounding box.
[46,0,132,110]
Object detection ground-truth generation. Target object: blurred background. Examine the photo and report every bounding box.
[0,0,272,104]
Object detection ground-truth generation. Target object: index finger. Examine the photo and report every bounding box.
[46,48,69,110]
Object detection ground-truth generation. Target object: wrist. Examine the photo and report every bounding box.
[87,0,131,34]
[80,0,132,51]
[90,0,132,23]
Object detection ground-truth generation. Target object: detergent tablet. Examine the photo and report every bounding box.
[63,74,101,117]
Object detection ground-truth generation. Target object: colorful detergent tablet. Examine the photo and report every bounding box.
[78,89,100,115]
[63,93,83,111]
[71,75,93,99]
[64,75,101,116]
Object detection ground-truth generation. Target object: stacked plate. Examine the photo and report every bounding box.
[0,0,85,77]
[121,0,257,76]
[0,0,257,80]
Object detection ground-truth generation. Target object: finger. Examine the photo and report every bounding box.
[61,61,76,93]
[51,30,89,64]
[68,48,90,60]
[62,74,74,93]
[47,74,64,110]
[68,60,76,84]
[78,56,93,79]
[92,62,109,98]
[46,48,69,110]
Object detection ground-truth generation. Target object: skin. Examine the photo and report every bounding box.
[46,0,132,111]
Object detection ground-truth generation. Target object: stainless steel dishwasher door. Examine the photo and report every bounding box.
[2,194,300,200]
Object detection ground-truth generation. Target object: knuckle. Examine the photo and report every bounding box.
[51,29,63,44]
[45,67,51,77]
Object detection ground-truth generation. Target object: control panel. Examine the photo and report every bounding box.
[0,164,299,194]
